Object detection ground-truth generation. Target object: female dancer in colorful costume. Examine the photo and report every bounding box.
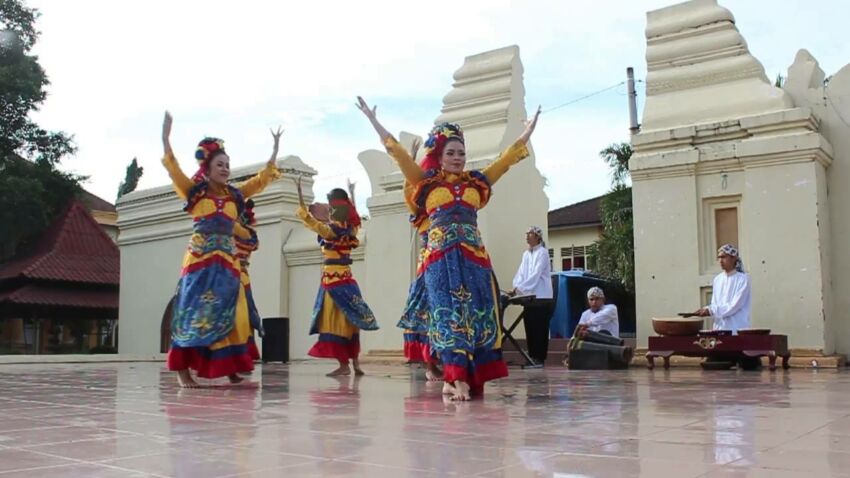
[397,139,444,382]
[161,111,282,388]
[234,199,264,344]
[357,97,541,400]
[295,177,379,376]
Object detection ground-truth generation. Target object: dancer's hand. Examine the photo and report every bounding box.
[268,126,284,167]
[294,176,305,208]
[518,105,542,144]
[356,96,391,141]
[355,96,377,121]
[162,111,173,156]
[346,178,356,204]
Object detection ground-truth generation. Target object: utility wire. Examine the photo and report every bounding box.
[825,80,850,128]
[542,79,643,114]
[315,77,646,181]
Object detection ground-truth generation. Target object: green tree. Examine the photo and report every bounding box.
[599,142,633,187]
[1,0,82,260]
[589,142,634,292]
[116,158,144,200]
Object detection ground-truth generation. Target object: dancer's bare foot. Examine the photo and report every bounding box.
[450,380,471,401]
[228,374,244,384]
[352,359,365,376]
[425,362,443,382]
[177,370,201,388]
[442,381,456,395]
[326,366,351,377]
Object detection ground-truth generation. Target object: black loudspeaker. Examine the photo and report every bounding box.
[262,317,289,363]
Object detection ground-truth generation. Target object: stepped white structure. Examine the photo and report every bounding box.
[632,0,850,355]
[117,46,547,358]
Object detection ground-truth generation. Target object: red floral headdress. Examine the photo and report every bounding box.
[419,122,464,171]
[327,189,361,228]
[192,137,226,183]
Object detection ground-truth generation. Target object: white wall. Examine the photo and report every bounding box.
[117,46,550,360]
[117,156,314,355]
[631,1,838,352]
[784,50,849,353]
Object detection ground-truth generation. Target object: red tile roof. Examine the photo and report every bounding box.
[80,190,116,213]
[0,201,120,285]
[0,284,118,309]
[548,195,604,229]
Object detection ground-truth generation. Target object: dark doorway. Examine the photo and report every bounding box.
[160,296,175,353]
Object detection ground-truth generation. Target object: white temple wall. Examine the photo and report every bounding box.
[632,0,841,354]
[118,234,185,354]
[117,45,549,359]
[784,51,850,353]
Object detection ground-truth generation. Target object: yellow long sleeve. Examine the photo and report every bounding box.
[482,141,530,185]
[161,152,194,200]
[237,162,282,198]
[383,136,425,185]
[296,206,335,240]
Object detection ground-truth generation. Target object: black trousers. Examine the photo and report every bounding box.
[522,302,555,363]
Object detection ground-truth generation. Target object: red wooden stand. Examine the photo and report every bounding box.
[646,334,790,371]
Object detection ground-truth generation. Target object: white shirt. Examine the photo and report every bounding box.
[709,270,751,333]
[578,304,619,337]
[512,244,553,299]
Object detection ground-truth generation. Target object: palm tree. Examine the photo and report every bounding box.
[599,142,633,186]
[590,142,635,292]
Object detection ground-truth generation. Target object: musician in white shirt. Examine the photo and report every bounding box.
[695,243,751,333]
[509,226,554,364]
[695,243,757,369]
[578,287,619,337]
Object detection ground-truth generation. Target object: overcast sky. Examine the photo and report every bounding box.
[24,0,849,211]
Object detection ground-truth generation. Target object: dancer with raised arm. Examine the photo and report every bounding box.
[396,139,443,382]
[294,176,378,376]
[234,199,264,355]
[356,97,541,400]
[161,111,282,387]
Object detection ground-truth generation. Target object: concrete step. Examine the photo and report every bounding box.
[503,337,568,367]
[364,344,845,369]
[631,349,845,369]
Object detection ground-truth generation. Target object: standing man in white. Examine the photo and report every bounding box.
[696,244,751,334]
[510,226,554,365]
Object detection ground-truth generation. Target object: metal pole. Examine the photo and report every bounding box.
[34,317,40,354]
[627,67,639,135]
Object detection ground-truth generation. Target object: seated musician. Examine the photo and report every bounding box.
[509,226,554,365]
[578,287,619,337]
[694,244,751,334]
[695,244,757,370]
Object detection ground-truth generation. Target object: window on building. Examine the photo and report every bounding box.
[715,207,739,250]
[548,248,554,269]
[560,245,590,271]
[586,244,597,270]
[701,196,742,274]
[574,256,586,269]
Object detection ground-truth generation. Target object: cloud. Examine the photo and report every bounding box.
[25,0,850,209]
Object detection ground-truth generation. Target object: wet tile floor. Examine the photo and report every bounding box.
[0,362,849,477]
